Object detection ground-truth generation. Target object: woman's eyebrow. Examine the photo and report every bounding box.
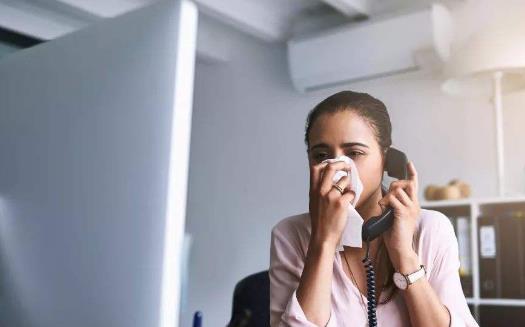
[310,142,369,151]
[341,142,368,148]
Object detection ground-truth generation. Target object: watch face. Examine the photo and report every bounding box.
[393,272,408,290]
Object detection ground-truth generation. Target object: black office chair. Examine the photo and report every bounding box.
[227,270,270,327]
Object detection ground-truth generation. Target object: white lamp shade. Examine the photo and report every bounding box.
[442,6,525,97]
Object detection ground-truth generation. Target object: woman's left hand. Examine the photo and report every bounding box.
[379,161,421,271]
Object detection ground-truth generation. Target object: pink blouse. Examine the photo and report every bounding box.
[269,208,479,327]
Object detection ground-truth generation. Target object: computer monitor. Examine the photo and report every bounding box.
[0,1,197,326]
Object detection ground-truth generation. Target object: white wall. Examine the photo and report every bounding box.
[183,15,525,326]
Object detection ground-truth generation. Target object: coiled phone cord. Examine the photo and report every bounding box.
[362,240,378,327]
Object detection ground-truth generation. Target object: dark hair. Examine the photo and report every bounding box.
[304,90,392,155]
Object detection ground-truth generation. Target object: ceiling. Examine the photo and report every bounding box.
[0,0,462,44]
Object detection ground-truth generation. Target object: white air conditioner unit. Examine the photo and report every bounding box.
[287,4,452,92]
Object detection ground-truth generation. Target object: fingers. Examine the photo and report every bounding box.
[325,174,352,198]
[407,161,418,190]
[327,175,355,207]
[319,161,352,195]
[386,161,419,197]
[309,162,328,194]
[393,186,413,207]
[377,162,420,225]
[379,191,404,211]
[333,175,351,192]
[388,179,417,201]
[339,188,356,205]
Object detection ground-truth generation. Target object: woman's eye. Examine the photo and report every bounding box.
[348,151,363,157]
[314,152,361,161]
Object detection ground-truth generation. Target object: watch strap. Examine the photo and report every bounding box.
[406,264,426,285]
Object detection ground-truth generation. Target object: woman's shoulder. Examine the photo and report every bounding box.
[416,208,455,239]
[270,212,312,257]
[271,212,311,238]
[414,208,463,284]
[414,208,457,261]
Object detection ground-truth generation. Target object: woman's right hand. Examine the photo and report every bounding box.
[309,161,356,250]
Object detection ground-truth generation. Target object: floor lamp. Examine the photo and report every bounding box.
[441,15,525,197]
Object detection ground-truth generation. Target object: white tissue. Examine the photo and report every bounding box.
[320,155,364,251]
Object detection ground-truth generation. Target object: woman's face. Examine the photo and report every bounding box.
[307,110,384,208]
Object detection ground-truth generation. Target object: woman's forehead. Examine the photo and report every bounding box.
[309,111,376,145]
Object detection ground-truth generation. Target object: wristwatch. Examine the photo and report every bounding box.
[393,264,426,290]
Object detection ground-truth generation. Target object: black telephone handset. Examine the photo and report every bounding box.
[360,147,408,327]
[361,147,409,242]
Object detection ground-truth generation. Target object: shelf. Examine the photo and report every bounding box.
[476,196,525,205]
[420,195,525,208]
[420,198,472,208]
[421,196,525,309]
[467,298,525,306]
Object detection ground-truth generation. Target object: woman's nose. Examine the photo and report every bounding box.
[334,149,345,158]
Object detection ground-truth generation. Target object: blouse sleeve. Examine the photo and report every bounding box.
[269,221,339,327]
[428,214,480,327]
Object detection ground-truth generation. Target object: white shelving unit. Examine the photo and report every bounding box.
[421,196,525,321]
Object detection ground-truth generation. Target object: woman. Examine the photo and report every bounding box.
[269,91,479,327]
